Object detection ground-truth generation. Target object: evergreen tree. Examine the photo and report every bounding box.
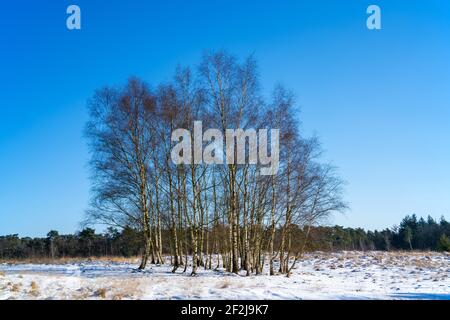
[437,234,450,252]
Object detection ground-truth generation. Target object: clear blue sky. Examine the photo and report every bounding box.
[0,0,449,237]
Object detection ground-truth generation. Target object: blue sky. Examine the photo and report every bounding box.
[0,0,449,236]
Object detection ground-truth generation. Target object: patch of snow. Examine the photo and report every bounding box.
[0,251,448,300]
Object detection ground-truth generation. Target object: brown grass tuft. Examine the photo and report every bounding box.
[94,288,107,299]
[29,282,40,297]
[1,256,140,265]
[11,283,21,292]
[30,281,38,290]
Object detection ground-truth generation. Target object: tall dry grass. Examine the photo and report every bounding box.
[0,256,140,265]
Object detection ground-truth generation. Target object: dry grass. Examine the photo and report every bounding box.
[30,281,38,290]
[68,279,141,300]
[0,271,5,277]
[0,256,140,265]
[94,288,107,299]
[71,289,90,300]
[29,281,39,296]
[11,283,21,292]
[2,251,446,265]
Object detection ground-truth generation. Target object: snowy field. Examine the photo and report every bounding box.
[0,251,449,300]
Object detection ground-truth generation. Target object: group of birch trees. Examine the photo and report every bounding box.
[85,51,346,276]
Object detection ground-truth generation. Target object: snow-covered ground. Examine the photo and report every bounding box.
[0,251,449,300]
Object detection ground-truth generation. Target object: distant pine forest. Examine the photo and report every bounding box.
[1,214,449,261]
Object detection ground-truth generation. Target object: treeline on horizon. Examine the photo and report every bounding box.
[1,214,449,261]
